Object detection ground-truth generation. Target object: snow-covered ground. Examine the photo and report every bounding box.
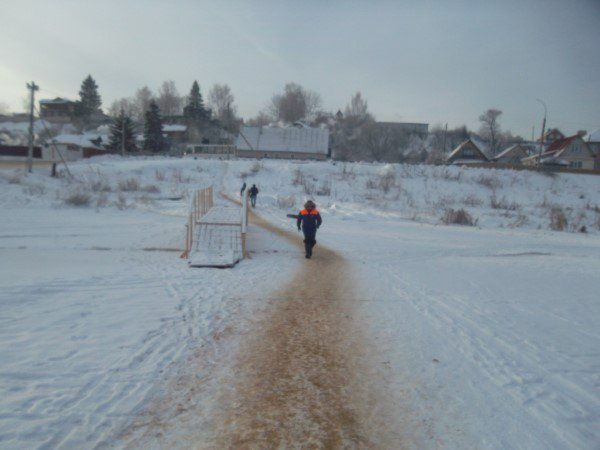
[1,156,599,448]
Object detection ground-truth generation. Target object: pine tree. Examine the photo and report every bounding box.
[109,110,137,153]
[74,75,103,129]
[183,81,210,123]
[143,101,165,153]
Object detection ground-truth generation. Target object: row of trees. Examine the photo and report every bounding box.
[108,80,240,134]
[55,75,524,160]
[107,81,214,153]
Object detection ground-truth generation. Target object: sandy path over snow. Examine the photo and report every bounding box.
[210,203,380,448]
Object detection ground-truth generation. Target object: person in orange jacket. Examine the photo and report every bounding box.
[296,200,322,259]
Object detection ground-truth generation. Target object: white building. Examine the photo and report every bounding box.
[235,124,329,160]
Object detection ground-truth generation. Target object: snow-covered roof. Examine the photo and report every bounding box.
[236,125,329,155]
[163,124,187,132]
[39,97,74,105]
[447,139,490,162]
[51,133,105,150]
[584,128,600,142]
[494,144,528,160]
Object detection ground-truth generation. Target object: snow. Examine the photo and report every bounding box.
[163,124,187,132]
[1,156,599,448]
[52,132,107,149]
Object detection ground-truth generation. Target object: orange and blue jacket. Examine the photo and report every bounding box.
[297,208,322,233]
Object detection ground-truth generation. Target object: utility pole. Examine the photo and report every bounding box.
[536,99,547,167]
[26,81,39,173]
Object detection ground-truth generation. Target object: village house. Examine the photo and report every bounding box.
[446,139,489,165]
[584,129,600,169]
[493,144,530,164]
[540,128,565,145]
[163,124,188,143]
[48,133,111,160]
[522,134,595,169]
[234,124,329,160]
[39,98,76,124]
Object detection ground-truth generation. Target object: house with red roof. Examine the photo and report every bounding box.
[523,135,595,169]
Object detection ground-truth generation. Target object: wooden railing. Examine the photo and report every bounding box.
[181,186,214,259]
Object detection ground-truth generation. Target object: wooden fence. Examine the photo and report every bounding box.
[181,186,214,259]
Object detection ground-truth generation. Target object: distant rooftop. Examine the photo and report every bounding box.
[236,125,329,155]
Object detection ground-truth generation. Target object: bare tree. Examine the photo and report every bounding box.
[108,98,136,119]
[343,92,372,127]
[479,108,502,155]
[156,80,183,118]
[208,83,239,132]
[132,86,154,123]
[247,111,271,127]
[0,102,9,115]
[269,82,321,123]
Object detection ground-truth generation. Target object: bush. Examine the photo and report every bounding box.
[490,195,519,210]
[379,171,396,193]
[549,206,568,231]
[462,194,484,207]
[114,193,128,210]
[118,178,140,191]
[476,174,502,190]
[442,208,477,226]
[64,191,91,207]
[90,180,112,192]
[155,169,166,181]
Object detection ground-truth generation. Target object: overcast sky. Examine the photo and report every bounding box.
[1,0,599,136]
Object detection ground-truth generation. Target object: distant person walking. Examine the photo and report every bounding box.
[297,200,322,259]
[249,184,259,207]
[240,182,247,197]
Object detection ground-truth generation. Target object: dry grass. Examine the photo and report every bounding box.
[118,178,140,192]
[490,195,520,211]
[142,184,160,194]
[476,174,503,190]
[442,208,477,226]
[378,171,396,193]
[462,194,484,207]
[549,206,568,231]
[64,191,91,207]
[155,169,166,181]
[114,193,128,210]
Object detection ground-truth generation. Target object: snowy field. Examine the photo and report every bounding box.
[1,156,599,448]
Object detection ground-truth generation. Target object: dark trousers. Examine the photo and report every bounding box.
[250,195,257,207]
[303,230,316,256]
